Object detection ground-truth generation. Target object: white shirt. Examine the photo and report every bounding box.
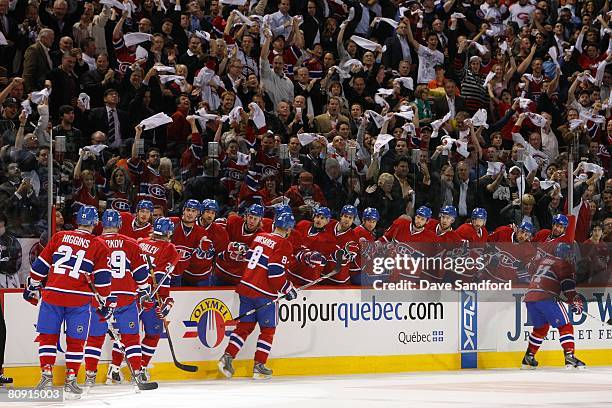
[416,45,444,84]
[446,95,456,118]
[458,180,468,216]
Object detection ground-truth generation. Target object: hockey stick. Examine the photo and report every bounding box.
[83,274,158,390]
[145,255,199,373]
[221,248,347,329]
[137,265,174,316]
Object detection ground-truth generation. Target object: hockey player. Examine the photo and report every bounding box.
[119,200,154,240]
[138,218,181,381]
[456,208,489,243]
[211,204,267,286]
[522,243,586,369]
[169,199,206,286]
[83,210,153,387]
[489,221,535,243]
[218,212,298,380]
[292,207,337,285]
[328,205,359,285]
[353,208,379,242]
[425,206,461,282]
[533,214,572,243]
[196,200,230,258]
[381,206,437,282]
[24,206,113,397]
[426,206,462,243]
[485,221,536,283]
[351,208,380,285]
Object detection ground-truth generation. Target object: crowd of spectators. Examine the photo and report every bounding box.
[0,0,610,253]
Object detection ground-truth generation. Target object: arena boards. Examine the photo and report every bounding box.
[2,287,611,386]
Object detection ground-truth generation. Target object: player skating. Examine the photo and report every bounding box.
[218,212,298,380]
[522,243,586,370]
[137,217,180,381]
[23,206,113,398]
[83,209,155,389]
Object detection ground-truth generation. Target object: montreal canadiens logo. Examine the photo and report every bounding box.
[227,169,243,181]
[183,298,233,348]
[148,184,165,198]
[111,199,131,211]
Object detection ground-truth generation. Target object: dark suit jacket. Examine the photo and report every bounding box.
[23,42,52,93]
[382,35,409,70]
[432,95,466,119]
[452,178,478,222]
[85,106,132,146]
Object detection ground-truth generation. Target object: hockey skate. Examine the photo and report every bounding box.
[84,370,97,388]
[140,366,151,382]
[35,365,53,390]
[521,352,538,370]
[253,363,273,380]
[218,353,235,378]
[106,364,124,384]
[64,369,83,399]
[564,352,586,369]
[0,373,13,385]
[131,370,159,391]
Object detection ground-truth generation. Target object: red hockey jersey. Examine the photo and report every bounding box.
[292,220,339,284]
[119,212,152,241]
[30,229,112,307]
[214,214,265,284]
[169,217,206,279]
[237,232,293,299]
[456,223,488,243]
[524,256,576,303]
[127,158,167,209]
[101,233,150,307]
[137,238,180,299]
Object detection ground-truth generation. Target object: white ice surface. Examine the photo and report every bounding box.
[18,367,612,408]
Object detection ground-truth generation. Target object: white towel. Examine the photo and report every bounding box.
[99,0,126,10]
[471,109,488,129]
[297,133,319,146]
[430,111,451,138]
[140,112,173,130]
[159,75,185,84]
[78,93,90,111]
[124,32,153,47]
[365,110,385,128]
[373,133,394,154]
[31,88,51,104]
[350,35,380,52]
[249,102,266,128]
[195,30,211,42]
[153,65,176,73]
[394,77,414,90]
[581,162,604,175]
[527,113,547,128]
[135,45,148,61]
[486,161,504,176]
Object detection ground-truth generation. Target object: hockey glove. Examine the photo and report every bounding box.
[23,277,41,306]
[156,296,175,319]
[571,297,584,315]
[137,288,155,311]
[304,251,326,267]
[332,248,348,265]
[96,295,117,321]
[284,284,297,301]
[227,242,249,261]
[344,242,360,263]
[197,237,215,260]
